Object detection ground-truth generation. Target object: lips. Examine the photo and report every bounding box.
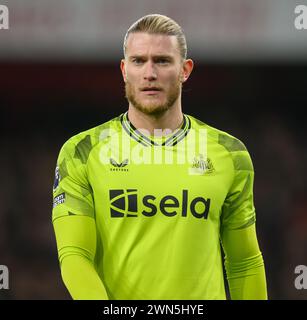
[141,87,162,95]
[141,87,162,91]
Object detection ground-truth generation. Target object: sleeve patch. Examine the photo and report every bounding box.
[53,166,61,191]
[53,192,66,208]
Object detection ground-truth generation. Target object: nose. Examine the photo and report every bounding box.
[143,61,157,81]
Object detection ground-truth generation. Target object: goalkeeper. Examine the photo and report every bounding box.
[52,14,267,300]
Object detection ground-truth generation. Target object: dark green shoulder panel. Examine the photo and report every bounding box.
[58,158,69,179]
[71,115,122,164]
[232,153,254,171]
[218,134,247,152]
[74,135,93,164]
[218,133,253,171]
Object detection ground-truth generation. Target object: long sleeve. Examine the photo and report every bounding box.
[221,224,267,300]
[53,215,109,300]
[52,137,108,299]
[219,140,267,299]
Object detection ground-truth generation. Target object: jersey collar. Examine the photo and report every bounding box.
[120,111,191,147]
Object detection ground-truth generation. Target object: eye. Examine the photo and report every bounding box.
[132,58,144,65]
[156,58,169,65]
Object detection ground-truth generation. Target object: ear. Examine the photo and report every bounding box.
[181,59,194,83]
[120,59,127,82]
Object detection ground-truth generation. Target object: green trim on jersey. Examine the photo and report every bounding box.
[52,113,257,299]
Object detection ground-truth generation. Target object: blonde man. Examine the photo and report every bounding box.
[52,14,267,300]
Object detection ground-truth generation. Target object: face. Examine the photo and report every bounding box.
[121,32,193,116]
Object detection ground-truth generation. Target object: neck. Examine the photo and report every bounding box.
[127,104,183,136]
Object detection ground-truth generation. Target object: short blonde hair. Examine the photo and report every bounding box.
[123,14,187,60]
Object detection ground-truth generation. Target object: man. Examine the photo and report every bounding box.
[52,14,267,300]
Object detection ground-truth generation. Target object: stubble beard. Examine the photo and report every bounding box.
[125,78,182,116]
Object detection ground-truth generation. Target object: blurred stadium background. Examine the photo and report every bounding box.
[0,0,306,299]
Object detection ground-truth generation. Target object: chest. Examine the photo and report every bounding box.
[87,144,233,223]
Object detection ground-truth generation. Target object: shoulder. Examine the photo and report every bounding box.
[187,114,248,152]
[58,114,123,163]
[187,114,254,171]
